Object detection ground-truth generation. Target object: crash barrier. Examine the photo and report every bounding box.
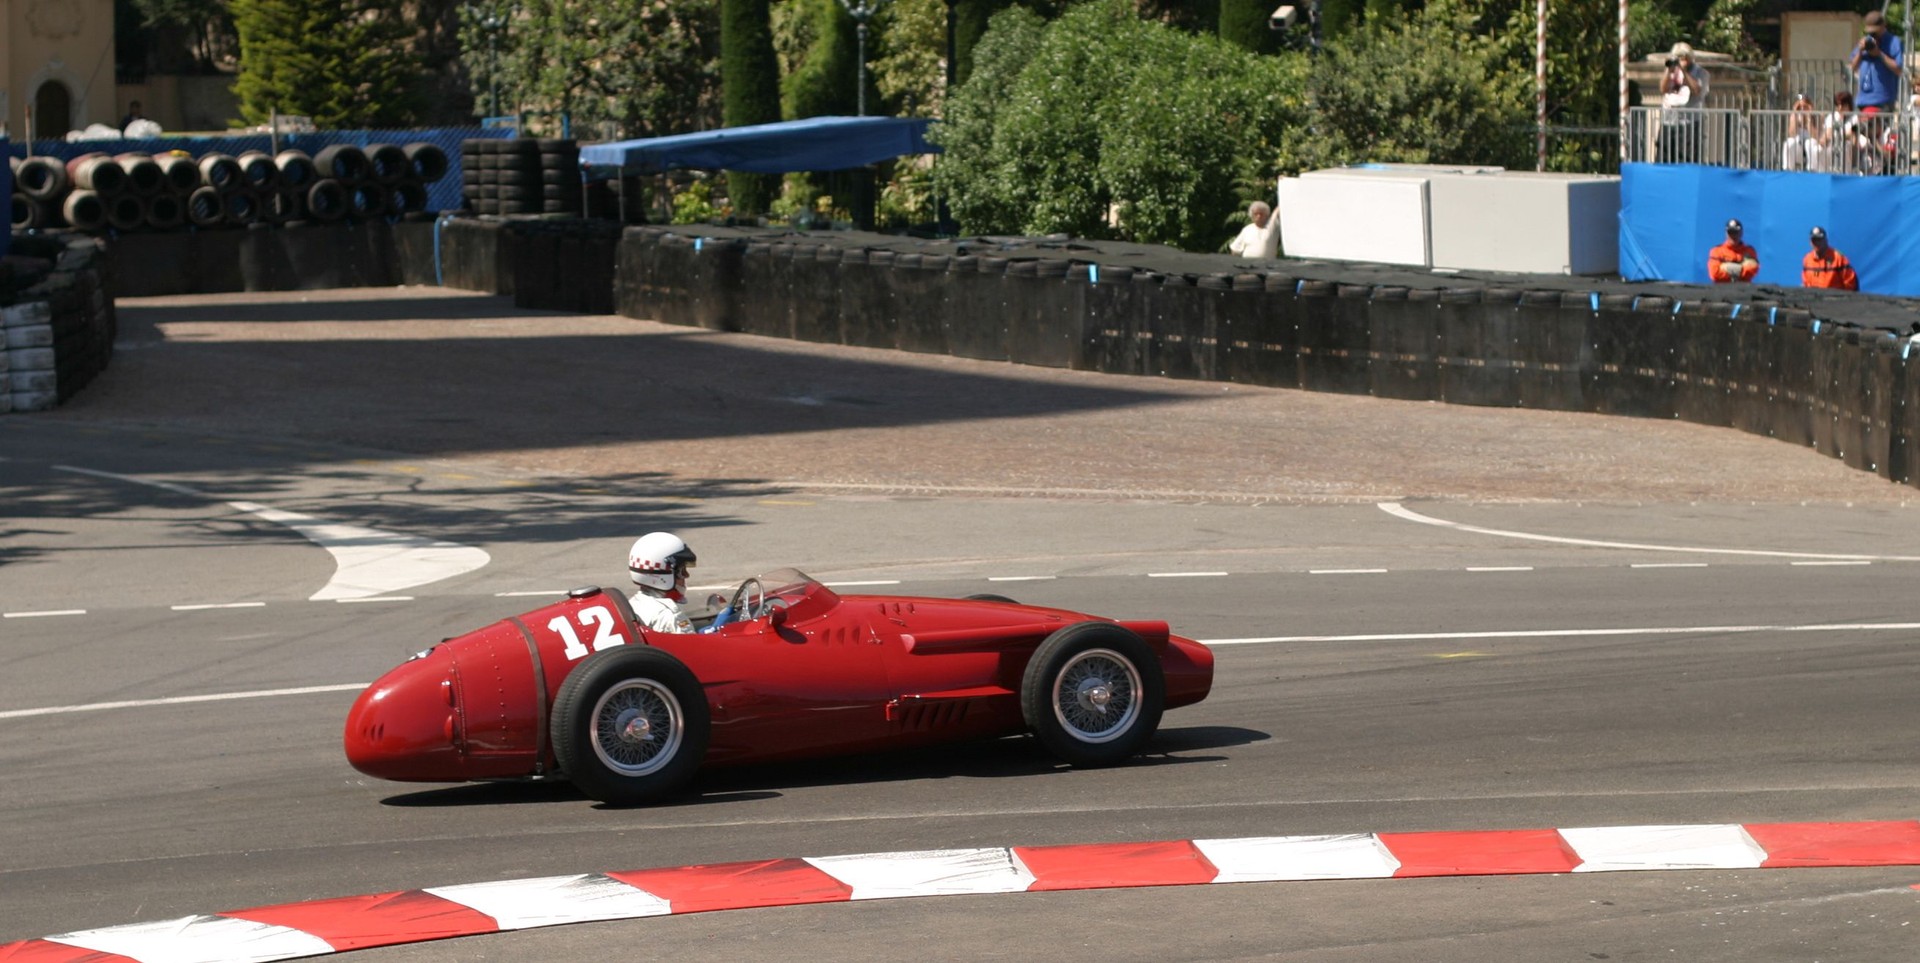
[107,218,440,297]
[0,233,115,413]
[460,139,582,218]
[597,223,1920,491]
[6,128,503,229]
[8,142,455,234]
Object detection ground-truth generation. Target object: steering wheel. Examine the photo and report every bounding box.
[727,577,766,622]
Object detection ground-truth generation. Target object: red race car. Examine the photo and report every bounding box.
[345,569,1214,805]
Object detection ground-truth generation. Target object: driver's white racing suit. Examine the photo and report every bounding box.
[629,591,693,634]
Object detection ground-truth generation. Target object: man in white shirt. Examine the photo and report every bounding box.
[1228,201,1280,259]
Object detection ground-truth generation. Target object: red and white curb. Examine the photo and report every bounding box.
[6,820,1920,962]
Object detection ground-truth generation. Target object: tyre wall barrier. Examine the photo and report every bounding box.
[589,224,1920,494]
[108,219,437,297]
[0,234,115,414]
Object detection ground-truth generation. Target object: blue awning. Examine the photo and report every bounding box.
[579,116,938,174]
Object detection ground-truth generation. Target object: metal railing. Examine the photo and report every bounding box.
[1626,105,1920,175]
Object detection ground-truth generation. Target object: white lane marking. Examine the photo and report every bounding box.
[1791,560,1872,567]
[170,602,267,611]
[1631,563,1709,569]
[1466,566,1534,572]
[1309,568,1388,575]
[54,466,492,601]
[0,683,367,720]
[1203,621,1920,646]
[824,580,902,587]
[1378,501,1920,561]
[1148,572,1229,578]
[3,609,87,619]
[989,576,1058,582]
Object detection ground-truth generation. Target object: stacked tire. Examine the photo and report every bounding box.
[1,301,55,413]
[6,141,449,233]
[462,138,581,217]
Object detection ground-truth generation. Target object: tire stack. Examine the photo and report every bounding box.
[461,138,581,217]
[6,142,449,233]
[1,301,56,413]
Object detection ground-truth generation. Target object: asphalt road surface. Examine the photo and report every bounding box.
[1,288,1916,961]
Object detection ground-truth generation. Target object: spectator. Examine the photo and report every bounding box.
[1228,200,1280,259]
[1706,218,1759,283]
[1852,11,1903,114]
[1657,43,1710,162]
[1801,226,1859,290]
[1822,90,1878,174]
[1782,93,1824,171]
[120,100,144,130]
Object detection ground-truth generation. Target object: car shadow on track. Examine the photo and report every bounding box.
[375,725,1268,809]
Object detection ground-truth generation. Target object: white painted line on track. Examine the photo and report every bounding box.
[824,580,902,587]
[3,609,87,619]
[1378,501,1920,561]
[0,683,368,721]
[1466,566,1534,572]
[169,602,267,611]
[53,466,493,601]
[1309,568,1388,575]
[1631,563,1709,569]
[989,576,1058,582]
[1203,620,1920,646]
[1148,572,1229,578]
[1790,560,1872,567]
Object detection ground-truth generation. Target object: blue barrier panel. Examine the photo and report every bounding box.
[1621,162,1920,294]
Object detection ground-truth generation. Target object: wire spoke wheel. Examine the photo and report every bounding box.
[1051,648,1142,743]
[590,679,684,776]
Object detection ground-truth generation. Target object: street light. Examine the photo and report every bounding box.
[466,2,511,119]
[836,0,891,116]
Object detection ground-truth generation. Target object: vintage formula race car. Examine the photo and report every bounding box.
[345,569,1214,805]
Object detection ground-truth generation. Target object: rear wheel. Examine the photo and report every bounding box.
[551,645,709,805]
[1021,622,1163,767]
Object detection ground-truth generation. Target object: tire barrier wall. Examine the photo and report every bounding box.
[603,224,1920,491]
[0,234,116,414]
[461,139,581,218]
[109,219,439,297]
[8,142,451,236]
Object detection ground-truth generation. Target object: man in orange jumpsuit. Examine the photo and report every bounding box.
[1707,218,1759,283]
[1800,226,1859,290]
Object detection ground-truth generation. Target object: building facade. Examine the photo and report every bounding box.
[3,0,117,139]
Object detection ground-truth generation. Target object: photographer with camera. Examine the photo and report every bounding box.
[1783,93,1825,170]
[1657,43,1711,162]
[1852,11,1902,112]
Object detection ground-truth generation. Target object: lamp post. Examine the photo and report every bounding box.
[467,2,510,119]
[836,0,890,116]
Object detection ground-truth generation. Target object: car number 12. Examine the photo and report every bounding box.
[551,606,621,660]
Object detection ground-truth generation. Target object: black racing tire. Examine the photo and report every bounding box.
[1020,622,1164,767]
[964,593,1020,604]
[551,645,710,805]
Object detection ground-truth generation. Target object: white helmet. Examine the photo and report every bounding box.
[628,532,696,594]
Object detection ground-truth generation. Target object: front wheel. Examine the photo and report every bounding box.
[551,645,710,805]
[1020,622,1164,767]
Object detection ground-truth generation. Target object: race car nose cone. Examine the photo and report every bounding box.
[343,656,465,781]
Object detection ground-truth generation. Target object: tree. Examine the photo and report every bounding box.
[1219,0,1280,53]
[777,0,861,119]
[231,0,423,127]
[724,0,781,213]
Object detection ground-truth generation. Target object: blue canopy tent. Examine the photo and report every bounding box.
[579,116,937,174]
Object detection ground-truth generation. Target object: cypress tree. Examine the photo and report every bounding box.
[722,0,781,215]
[231,0,420,127]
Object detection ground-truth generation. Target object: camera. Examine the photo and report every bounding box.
[1270,4,1298,29]
[1864,35,1878,51]
[1665,57,1678,68]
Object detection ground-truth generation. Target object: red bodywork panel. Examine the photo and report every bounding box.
[344,579,1214,785]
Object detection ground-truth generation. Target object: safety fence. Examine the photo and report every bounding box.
[1628,105,1920,175]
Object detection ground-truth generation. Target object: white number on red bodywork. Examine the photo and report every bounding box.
[550,606,622,660]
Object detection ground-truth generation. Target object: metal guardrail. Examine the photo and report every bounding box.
[1627,105,1919,175]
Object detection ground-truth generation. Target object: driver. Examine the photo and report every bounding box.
[626,531,697,634]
